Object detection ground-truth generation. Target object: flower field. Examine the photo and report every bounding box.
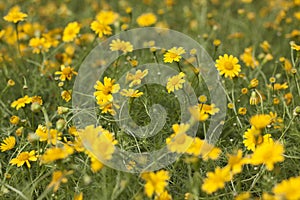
[1,0,300,199]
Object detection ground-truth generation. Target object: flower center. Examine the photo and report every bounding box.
[62,68,72,75]
[18,152,29,161]
[224,61,234,70]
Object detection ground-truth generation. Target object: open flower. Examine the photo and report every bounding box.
[215,54,241,79]
[110,39,133,53]
[10,150,37,168]
[0,136,16,152]
[62,21,80,42]
[3,6,27,23]
[55,65,78,81]
[166,72,185,93]
[164,47,186,63]
[141,170,170,198]
[11,95,32,110]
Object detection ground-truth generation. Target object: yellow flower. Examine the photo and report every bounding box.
[235,192,251,200]
[10,115,20,125]
[250,141,284,171]
[240,47,259,69]
[290,41,300,51]
[163,47,186,63]
[238,107,247,115]
[29,37,52,54]
[271,82,288,90]
[166,123,192,154]
[40,144,74,164]
[87,151,104,173]
[141,170,170,197]
[96,10,119,25]
[226,150,245,174]
[260,41,271,52]
[61,90,72,102]
[62,21,80,42]
[136,13,157,27]
[109,39,133,53]
[74,192,83,200]
[201,166,232,194]
[55,65,78,81]
[11,95,32,110]
[35,125,62,145]
[10,150,37,168]
[215,54,241,79]
[273,176,300,200]
[3,6,27,23]
[250,114,272,130]
[166,72,185,93]
[250,78,259,88]
[47,170,73,192]
[0,136,16,152]
[154,190,172,200]
[90,20,112,38]
[126,69,148,87]
[94,77,120,99]
[120,89,143,98]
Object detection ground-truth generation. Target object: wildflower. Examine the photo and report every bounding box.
[163,47,186,63]
[94,77,120,101]
[141,170,170,197]
[250,114,272,129]
[260,41,271,52]
[136,13,157,27]
[249,78,259,88]
[249,91,258,105]
[57,106,69,114]
[55,65,78,81]
[78,125,117,160]
[62,21,80,42]
[120,89,143,98]
[16,127,24,136]
[74,192,83,200]
[11,95,32,110]
[10,150,37,168]
[201,166,232,194]
[109,39,133,53]
[290,41,300,51]
[243,126,273,151]
[61,90,72,102]
[96,10,118,25]
[215,54,241,79]
[35,125,62,145]
[166,72,185,93]
[186,137,221,160]
[272,82,288,90]
[154,191,172,200]
[198,95,207,103]
[90,20,112,38]
[241,88,248,94]
[235,192,251,200]
[126,69,148,87]
[40,144,74,164]
[213,39,221,47]
[3,6,27,23]
[7,79,15,86]
[47,170,73,192]
[240,47,259,69]
[0,136,16,152]
[87,152,104,173]
[10,115,20,125]
[228,103,234,109]
[226,150,245,174]
[250,141,284,171]
[273,176,300,200]
[238,107,247,115]
[29,37,51,54]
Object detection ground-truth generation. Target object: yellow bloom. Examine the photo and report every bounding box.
[109,39,133,53]
[238,107,247,115]
[90,20,112,38]
[215,54,241,79]
[141,170,170,197]
[35,125,62,145]
[55,65,78,81]
[61,90,72,102]
[240,47,259,69]
[29,37,52,54]
[271,82,288,90]
[87,152,104,173]
[126,69,148,87]
[3,6,27,23]
[163,47,186,63]
[11,95,32,110]
[290,41,300,51]
[154,190,172,200]
[250,78,259,88]
[201,166,232,194]
[10,115,20,125]
[166,123,192,154]
[10,150,37,168]
[260,41,271,52]
[250,141,284,171]
[96,10,118,25]
[40,144,74,164]
[62,21,80,42]
[235,192,251,200]
[250,114,272,130]
[0,136,16,152]
[120,89,143,98]
[94,77,120,99]
[47,170,73,192]
[226,150,245,174]
[74,192,83,200]
[273,176,300,200]
[166,72,185,93]
[136,13,157,27]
